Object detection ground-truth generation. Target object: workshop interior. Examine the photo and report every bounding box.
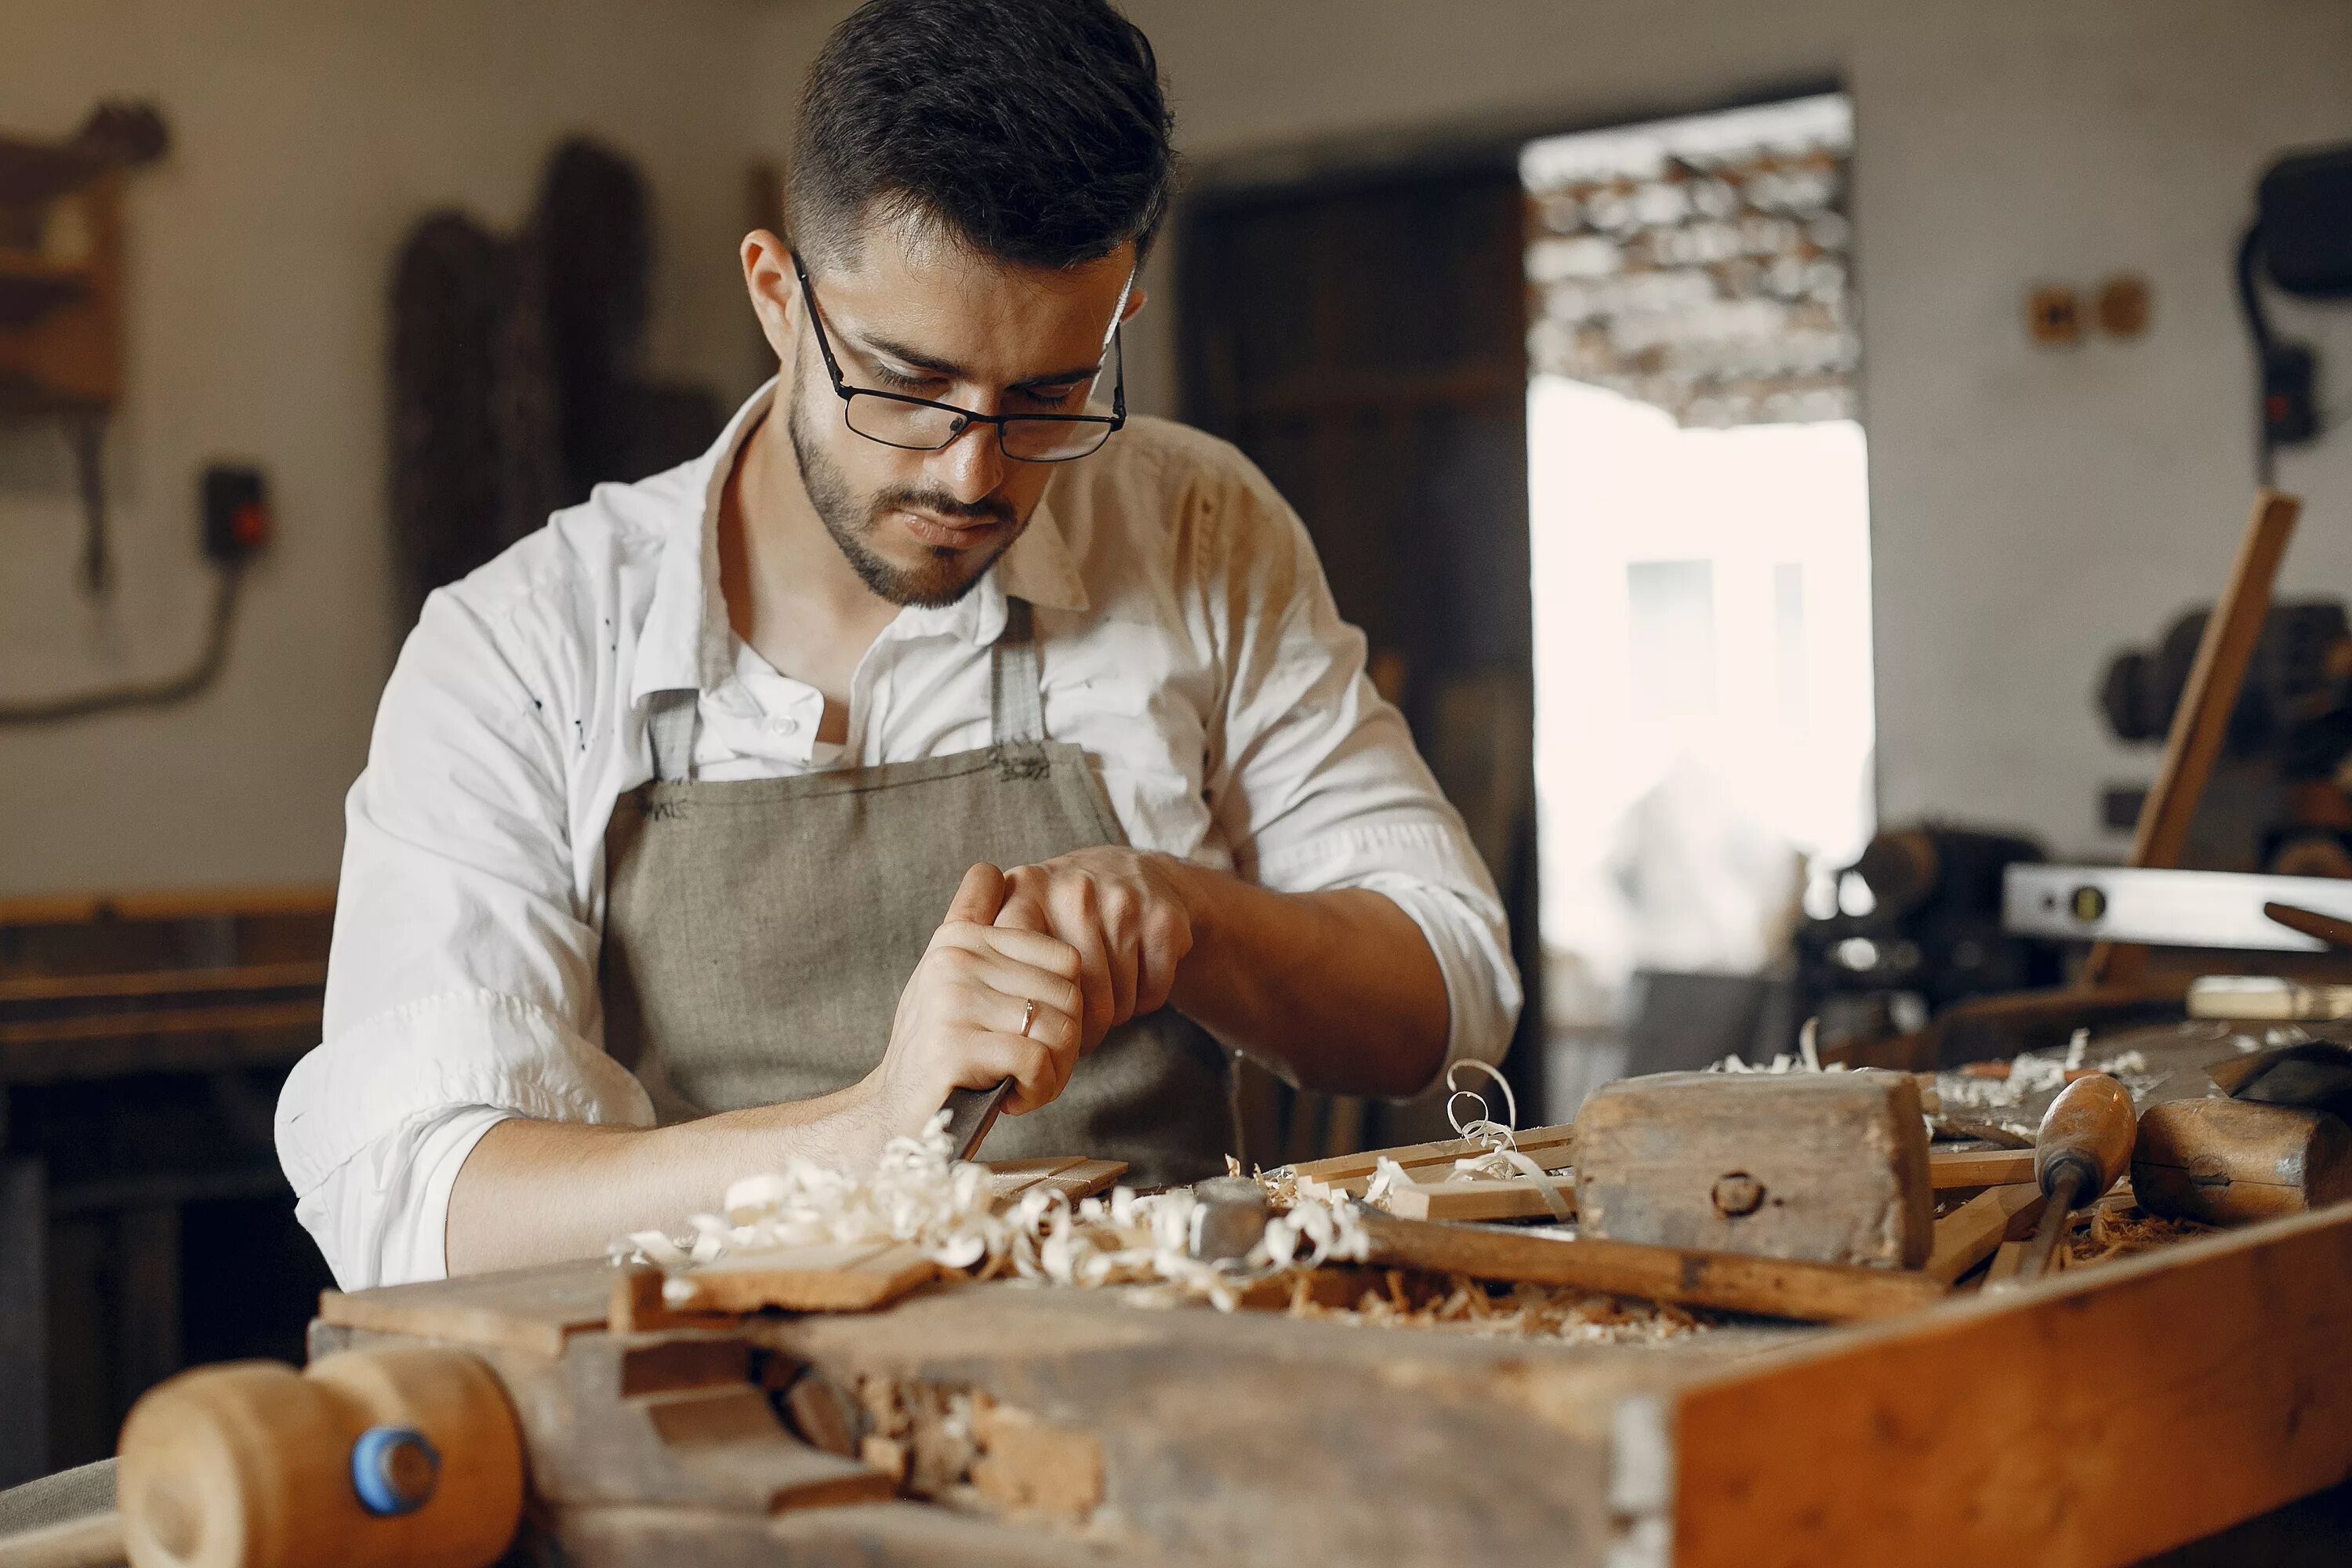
[4,2,2352,1565]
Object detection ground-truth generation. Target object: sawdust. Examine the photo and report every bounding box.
[1284,1269,1708,1345]
[2067,1201,2217,1265]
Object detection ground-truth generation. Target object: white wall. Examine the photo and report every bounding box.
[0,0,777,896]
[755,0,2352,862]
[5,0,2350,896]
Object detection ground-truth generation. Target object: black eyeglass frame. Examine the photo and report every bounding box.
[789,251,1126,463]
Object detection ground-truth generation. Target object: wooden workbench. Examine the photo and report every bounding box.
[311,1187,2352,1568]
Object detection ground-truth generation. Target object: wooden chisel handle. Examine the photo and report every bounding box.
[941,1080,1012,1161]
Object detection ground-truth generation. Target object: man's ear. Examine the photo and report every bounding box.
[1119,283,1149,324]
[741,229,797,365]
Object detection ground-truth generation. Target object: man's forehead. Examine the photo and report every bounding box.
[811,219,1133,374]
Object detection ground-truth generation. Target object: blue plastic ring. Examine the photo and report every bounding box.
[349,1425,441,1516]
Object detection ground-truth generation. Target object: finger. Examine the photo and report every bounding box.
[942,862,1007,929]
[1134,905,1189,1016]
[1068,878,1138,1029]
[993,866,1051,934]
[960,952,1084,1043]
[963,1029,1071,1116]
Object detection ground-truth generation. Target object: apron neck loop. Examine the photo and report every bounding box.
[991,596,1045,746]
[647,688,699,782]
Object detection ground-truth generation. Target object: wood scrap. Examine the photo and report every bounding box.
[1355,1207,1947,1323]
[985,1156,1127,1207]
[1927,1148,2036,1189]
[1922,1185,2047,1285]
[318,1257,616,1356]
[666,1240,942,1315]
[1381,1175,1577,1222]
[1289,1122,1574,1199]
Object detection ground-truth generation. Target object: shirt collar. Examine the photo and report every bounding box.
[633,379,1091,700]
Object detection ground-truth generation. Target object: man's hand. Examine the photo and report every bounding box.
[866,863,1087,1123]
[995,848,1199,1049]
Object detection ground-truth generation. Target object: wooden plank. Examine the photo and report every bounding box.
[319,1258,615,1356]
[1921,1185,2046,1285]
[1382,1175,1575,1222]
[2085,491,2301,989]
[1928,1147,2037,1189]
[0,960,325,1006]
[0,882,336,928]
[1292,1123,1574,1199]
[0,997,321,1047]
[1660,1200,2352,1568]
[1356,1209,1947,1323]
[983,1156,1125,1207]
[669,1241,942,1316]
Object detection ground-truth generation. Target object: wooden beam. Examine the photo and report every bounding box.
[1382,1176,1575,1222]
[1356,1209,1947,1323]
[1660,1201,2352,1568]
[2086,491,2301,987]
[1921,1184,2047,1285]
[1928,1148,2037,1190]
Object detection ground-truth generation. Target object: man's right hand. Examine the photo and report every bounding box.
[865,862,1087,1128]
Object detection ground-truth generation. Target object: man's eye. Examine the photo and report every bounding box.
[873,365,937,393]
[1022,385,1085,408]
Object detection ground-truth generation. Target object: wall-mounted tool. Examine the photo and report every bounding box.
[0,463,267,725]
[0,102,169,595]
[2238,143,2352,484]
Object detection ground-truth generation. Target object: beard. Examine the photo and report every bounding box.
[786,381,1025,609]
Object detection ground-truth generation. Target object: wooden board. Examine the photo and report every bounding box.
[987,1156,1127,1207]
[2085,490,2301,989]
[1291,1123,1574,1200]
[668,1241,942,1316]
[1920,1184,2046,1285]
[1356,1210,1948,1323]
[1381,1174,1574,1221]
[1653,1200,2352,1568]
[318,1258,616,1357]
[1927,1147,2036,1189]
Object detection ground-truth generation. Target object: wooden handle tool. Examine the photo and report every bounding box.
[2014,1073,2137,1282]
[2263,901,2352,952]
[940,1080,1012,1162]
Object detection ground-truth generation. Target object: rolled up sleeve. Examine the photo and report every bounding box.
[1199,462,1523,1081]
[276,586,652,1289]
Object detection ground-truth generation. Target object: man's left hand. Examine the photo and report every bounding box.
[994,848,1199,1050]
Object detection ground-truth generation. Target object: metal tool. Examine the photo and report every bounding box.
[2003,864,2352,951]
[940,1080,1012,1161]
[2013,1074,2137,1283]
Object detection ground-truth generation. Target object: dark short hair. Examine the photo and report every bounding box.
[789,0,1177,272]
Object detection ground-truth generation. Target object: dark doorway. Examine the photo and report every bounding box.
[1179,156,1541,1158]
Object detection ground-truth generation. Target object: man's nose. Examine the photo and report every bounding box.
[926,418,1007,503]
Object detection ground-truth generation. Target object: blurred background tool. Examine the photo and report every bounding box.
[2013,1074,2138,1283]
[2004,866,2352,950]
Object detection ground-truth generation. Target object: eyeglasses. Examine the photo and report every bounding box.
[789,252,1126,463]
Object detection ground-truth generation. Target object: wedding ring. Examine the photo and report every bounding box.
[1021,999,1038,1038]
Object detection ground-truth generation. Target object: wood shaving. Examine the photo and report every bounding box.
[2067,1202,2216,1266]
[612,1113,1374,1312]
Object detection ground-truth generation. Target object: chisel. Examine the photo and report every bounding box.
[941,1080,1012,1161]
[2012,1073,2137,1283]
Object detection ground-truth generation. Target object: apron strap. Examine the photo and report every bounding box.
[646,688,699,782]
[990,596,1045,746]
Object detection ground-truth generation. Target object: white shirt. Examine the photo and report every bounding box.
[276,385,1521,1290]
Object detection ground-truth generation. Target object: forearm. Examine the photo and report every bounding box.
[1168,868,1449,1097]
[443,1083,894,1276]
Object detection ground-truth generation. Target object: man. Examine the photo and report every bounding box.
[277,0,1519,1290]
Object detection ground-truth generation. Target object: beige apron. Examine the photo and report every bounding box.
[599,597,1233,1187]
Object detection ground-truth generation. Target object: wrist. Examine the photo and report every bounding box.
[1160,856,1227,1004]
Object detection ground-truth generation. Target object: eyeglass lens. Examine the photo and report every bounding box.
[844,394,1113,461]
